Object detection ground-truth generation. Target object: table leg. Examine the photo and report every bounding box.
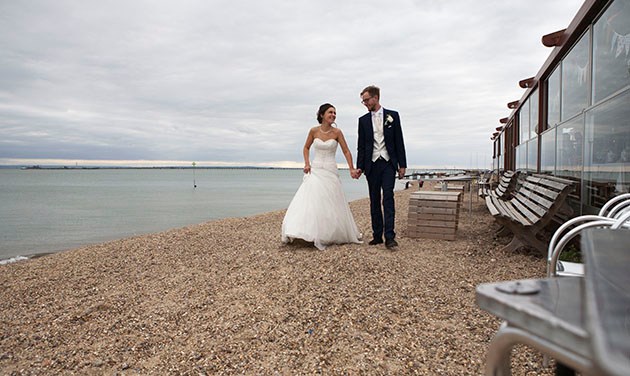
[468,181,472,212]
[484,323,594,376]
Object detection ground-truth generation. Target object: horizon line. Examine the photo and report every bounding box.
[0,158,482,170]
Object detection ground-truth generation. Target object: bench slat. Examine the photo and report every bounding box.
[520,182,559,207]
[519,187,556,209]
[512,192,547,218]
[489,196,533,226]
[485,196,501,216]
[502,201,534,226]
[511,195,544,223]
[532,173,575,186]
[479,170,519,200]
[525,175,571,193]
[493,198,513,217]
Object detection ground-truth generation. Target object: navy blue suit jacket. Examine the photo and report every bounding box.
[357,108,407,177]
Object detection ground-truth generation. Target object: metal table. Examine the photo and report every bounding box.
[476,228,630,375]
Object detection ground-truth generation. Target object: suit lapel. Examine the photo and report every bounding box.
[382,109,390,136]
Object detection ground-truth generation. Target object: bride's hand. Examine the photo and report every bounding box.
[303,165,311,174]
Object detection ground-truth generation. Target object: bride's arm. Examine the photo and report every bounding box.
[303,128,315,173]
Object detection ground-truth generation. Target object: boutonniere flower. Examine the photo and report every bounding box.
[385,114,394,126]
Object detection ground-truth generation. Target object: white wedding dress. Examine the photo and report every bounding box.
[282,138,363,250]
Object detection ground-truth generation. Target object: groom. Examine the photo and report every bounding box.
[355,85,407,249]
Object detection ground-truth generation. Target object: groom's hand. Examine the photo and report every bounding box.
[398,168,406,179]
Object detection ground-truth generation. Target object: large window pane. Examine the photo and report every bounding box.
[593,0,630,103]
[557,116,585,214]
[584,90,630,212]
[519,100,530,143]
[541,127,556,174]
[527,138,538,173]
[495,138,501,172]
[562,32,590,120]
[516,144,527,171]
[548,67,561,128]
[530,88,539,138]
[506,123,515,172]
[556,117,584,179]
[497,135,502,159]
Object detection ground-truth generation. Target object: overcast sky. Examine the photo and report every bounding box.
[0,0,584,169]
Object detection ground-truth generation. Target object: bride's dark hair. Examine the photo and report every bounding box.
[317,103,335,124]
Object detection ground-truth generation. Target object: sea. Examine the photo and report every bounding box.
[0,167,413,263]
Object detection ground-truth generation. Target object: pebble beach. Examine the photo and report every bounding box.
[0,182,556,375]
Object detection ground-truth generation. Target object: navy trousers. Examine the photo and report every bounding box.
[367,158,396,241]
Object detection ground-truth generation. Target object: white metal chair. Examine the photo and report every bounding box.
[598,192,630,218]
[547,193,630,277]
[542,195,630,370]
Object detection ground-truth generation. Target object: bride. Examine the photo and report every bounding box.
[281,103,363,250]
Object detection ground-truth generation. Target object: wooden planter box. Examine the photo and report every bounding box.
[407,191,461,241]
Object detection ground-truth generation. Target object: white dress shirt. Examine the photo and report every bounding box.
[371,108,390,162]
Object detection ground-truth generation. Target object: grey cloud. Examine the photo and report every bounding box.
[0,0,584,168]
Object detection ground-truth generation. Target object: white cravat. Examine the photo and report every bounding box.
[372,110,389,162]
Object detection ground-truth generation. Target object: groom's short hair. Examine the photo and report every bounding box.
[361,85,380,99]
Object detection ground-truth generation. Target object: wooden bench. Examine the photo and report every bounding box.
[485,174,574,254]
[478,170,518,199]
[477,170,492,195]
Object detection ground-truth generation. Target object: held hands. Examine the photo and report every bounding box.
[351,168,362,179]
[349,168,400,179]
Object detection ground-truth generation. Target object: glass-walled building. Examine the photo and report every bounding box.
[492,0,630,215]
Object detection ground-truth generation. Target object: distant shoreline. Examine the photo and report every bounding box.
[3,165,484,174]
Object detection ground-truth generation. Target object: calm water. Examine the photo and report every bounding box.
[0,168,380,261]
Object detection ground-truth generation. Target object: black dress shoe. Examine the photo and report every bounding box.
[368,238,383,245]
[385,239,399,249]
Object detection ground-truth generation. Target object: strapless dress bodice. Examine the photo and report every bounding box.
[311,138,338,171]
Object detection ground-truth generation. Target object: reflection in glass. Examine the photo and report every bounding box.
[557,117,584,215]
[557,117,584,180]
[516,144,527,172]
[530,88,539,139]
[541,128,556,174]
[498,133,504,172]
[584,90,630,212]
[520,100,530,143]
[562,32,590,121]
[527,138,538,172]
[548,67,561,128]
[593,0,630,104]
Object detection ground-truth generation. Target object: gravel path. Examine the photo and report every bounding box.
[0,185,555,375]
